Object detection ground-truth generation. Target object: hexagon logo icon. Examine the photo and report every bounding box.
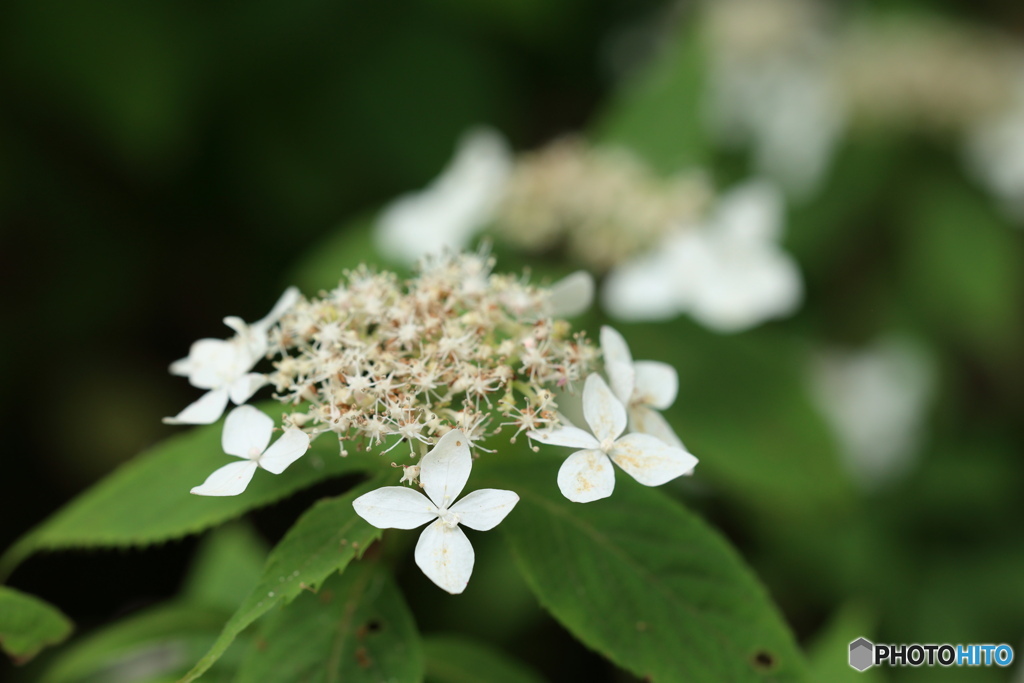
[849,638,874,671]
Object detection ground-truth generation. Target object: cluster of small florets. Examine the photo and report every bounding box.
[706,0,1022,135]
[265,252,598,456]
[493,137,712,271]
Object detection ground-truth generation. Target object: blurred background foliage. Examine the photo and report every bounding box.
[2,0,1024,681]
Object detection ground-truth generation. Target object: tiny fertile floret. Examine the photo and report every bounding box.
[266,252,599,456]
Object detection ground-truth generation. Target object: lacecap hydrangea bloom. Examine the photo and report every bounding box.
[165,252,699,590]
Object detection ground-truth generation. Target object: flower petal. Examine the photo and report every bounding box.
[229,372,267,405]
[629,405,686,451]
[601,253,682,322]
[352,487,438,530]
[556,449,615,503]
[258,428,310,474]
[190,460,259,496]
[609,433,698,486]
[415,519,475,594]
[549,271,594,318]
[599,326,635,404]
[633,360,678,409]
[221,405,273,459]
[162,388,230,425]
[582,374,627,444]
[254,286,301,332]
[375,128,511,265]
[526,425,599,449]
[420,429,473,509]
[715,180,784,244]
[449,489,519,531]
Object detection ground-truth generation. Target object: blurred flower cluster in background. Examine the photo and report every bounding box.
[2,0,1024,681]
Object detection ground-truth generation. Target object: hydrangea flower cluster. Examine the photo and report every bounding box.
[704,0,1024,207]
[265,252,598,454]
[165,252,699,593]
[492,136,713,270]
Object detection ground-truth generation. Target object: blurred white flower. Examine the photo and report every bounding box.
[809,337,935,489]
[547,270,594,318]
[710,57,845,198]
[352,430,519,594]
[191,405,310,496]
[529,374,697,503]
[603,180,803,332]
[600,326,686,451]
[965,94,1024,223]
[165,287,300,424]
[375,128,513,265]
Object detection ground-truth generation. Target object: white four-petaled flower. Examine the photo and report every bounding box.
[600,326,686,451]
[165,287,300,424]
[352,429,519,594]
[190,405,310,496]
[602,181,802,333]
[529,374,698,503]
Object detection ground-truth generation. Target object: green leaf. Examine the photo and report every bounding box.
[0,586,73,664]
[235,561,422,683]
[480,453,810,683]
[180,480,386,682]
[424,635,546,683]
[592,17,710,173]
[40,604,231,683]
[900,176,1024,361]
[1,410,375,580]
[617,321,855,518]
[182,523,269,613]
[806,604,885,683]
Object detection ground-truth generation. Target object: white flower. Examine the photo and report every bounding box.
[547,270,594,318]
[600,326,686,451]
[709,57,845,198]
[965,96,1024,223]
[352,430,519,594]
[375,128,512,265]
[190,405,310,496]
[809,337,934,489]
[528,374,698,503]
[164,287,300,424]
[602,180,802,332]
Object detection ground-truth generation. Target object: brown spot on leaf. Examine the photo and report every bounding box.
[355,646,373,669]
[751,650,777,672]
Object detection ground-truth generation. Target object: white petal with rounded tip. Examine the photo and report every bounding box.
[228,372,267,405]
[582,374,627,444]
[415,519,475,594]
[375,128,511,265]
[420,430,473,509]
[715,180,783,244]
[222,405,273,459]
[255,286,301,332]
[169,356,192,377]
[599,326,634,404]
[549,271,594,318]
[449,489,519,531]
[526,425,599,449]
[189,341,252,390]
[258,429,310,474]
[633,360,678,409]
[352,487,438,530]
[601,254,681,322]
[557,449,615,503]
[190,460,259,496]
[163,388,230,425]
[629,405,685,451]
[609,433,698,486]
